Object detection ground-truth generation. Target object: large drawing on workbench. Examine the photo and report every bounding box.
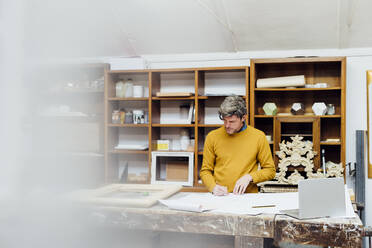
[72,184,181,208]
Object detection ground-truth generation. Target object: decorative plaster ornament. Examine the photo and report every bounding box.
[274,135,344,185]
[263,102,278,116]
[312,102,327,115]
[291,103,305,115]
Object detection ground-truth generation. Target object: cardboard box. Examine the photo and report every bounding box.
[166,161,189,181]
[157,140,170,150]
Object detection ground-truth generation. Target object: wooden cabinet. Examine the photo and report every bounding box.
[250,57,346,175]
[104,66,249,190]
[104,56,346,190]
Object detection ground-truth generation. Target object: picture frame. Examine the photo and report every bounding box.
[151,151,194,186]
[366,70,372,178]
[72,184,182,208]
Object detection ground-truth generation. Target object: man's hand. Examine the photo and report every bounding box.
[212,184,228,196]
[233,174,253,195]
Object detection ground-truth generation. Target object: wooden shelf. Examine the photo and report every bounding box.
[104,59,345,191]
[254,115,275,118]
[198,124,223,127]
[320,115,341,118]
[320,142,341,145]
[151,96,195,100]
[254,114,341,118]
[250,56,346,174]
[254,87,341,91]
[281,134,313,137]
[198,95,246,99]
[251,56,345,64]
[151,124,195,127]
[109,150,148,154]
[108,97,149,101]
[108,123,149,127]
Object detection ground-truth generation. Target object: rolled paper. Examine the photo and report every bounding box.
[256,75,305,88]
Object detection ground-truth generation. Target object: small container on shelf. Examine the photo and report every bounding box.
[119,109,125,124]
[133,109,145,124]
[124,79,133,97]
[326,104,335,115]
[115,81,125,98]
[112,110,120,124]
[124,111,133,124]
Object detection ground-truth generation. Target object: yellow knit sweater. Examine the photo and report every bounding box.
[200,125,276,193]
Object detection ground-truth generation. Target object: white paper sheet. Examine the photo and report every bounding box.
[160,189,356,218]
[159,199,215,212]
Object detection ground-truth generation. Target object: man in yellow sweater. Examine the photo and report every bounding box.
[200,96,276,195]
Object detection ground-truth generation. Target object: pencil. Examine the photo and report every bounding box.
[252,205,276,208]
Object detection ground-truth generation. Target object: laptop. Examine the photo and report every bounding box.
[281,178,346,219]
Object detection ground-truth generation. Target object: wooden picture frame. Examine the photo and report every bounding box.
[367,70,372,178]
[73,184,182,208]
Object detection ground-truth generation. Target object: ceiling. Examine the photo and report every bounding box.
[23,0,372,59]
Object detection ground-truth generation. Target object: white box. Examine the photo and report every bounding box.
[151,151,194,186]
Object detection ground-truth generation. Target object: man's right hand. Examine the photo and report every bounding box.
[212,184,228,196]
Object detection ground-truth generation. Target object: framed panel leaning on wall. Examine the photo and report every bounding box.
[367,70,372,178]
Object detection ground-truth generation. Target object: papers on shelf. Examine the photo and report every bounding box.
[114,144,149,150]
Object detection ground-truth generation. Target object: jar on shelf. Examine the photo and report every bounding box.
[124,111,133,124]
[133,109,144,124]
[179,128,190,151]
[124,79,133,98]
[120,109,126,124]
[112,110,120,124]
[326,104,335,115]
[115,80,125,98]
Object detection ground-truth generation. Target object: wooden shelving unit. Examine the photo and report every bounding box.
[104,57,346,190]
[250,57,346,176]
[104,66,249,190]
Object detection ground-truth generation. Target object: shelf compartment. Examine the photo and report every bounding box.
[252,59,342,88]
[106,153,149,184]
[108,124,149,127]
[197,69,246,97]
[320,146,341,164]
[107,100,148,124]
[255,117,274,140]
[254,90,341,116]
[108,97,149,101]
[321,118,341,142]
[254,87,341,91]
[151,71,195,98]
[151,100,195,125]
[106,72,149,98]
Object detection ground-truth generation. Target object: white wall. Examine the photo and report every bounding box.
[346,57,372,227]
[107,49,372,227]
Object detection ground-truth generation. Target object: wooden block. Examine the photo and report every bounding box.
[166,161,189,181]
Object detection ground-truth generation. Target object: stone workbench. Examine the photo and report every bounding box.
[89,193,364,248]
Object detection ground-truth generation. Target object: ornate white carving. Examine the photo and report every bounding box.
[274,135,343,185]
[326,161,343,178]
